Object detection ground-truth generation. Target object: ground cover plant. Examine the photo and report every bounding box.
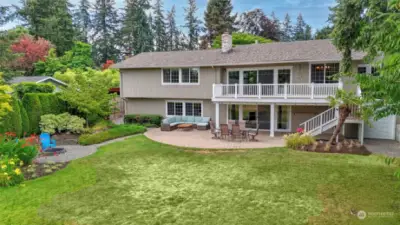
[78,124,146,145]
[0,135,399,224]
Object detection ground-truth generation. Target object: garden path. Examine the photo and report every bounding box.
[36,134,140,163]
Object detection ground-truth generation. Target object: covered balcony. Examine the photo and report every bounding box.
[212,83,340,104]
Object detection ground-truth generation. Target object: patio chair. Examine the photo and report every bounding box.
[210,122,220,139]
[248,124,260,142]
[220,124,231,140]
[232,124,245,141]
[40,133,57,151]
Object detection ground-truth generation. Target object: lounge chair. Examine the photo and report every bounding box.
[210,122,220,139]
[40,133,57,151]
[248,124,260,141]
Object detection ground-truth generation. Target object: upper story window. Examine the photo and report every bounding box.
[162,68,200,85]
[311,63,339,83]
[358,65,380,76]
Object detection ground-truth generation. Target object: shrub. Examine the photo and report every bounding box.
[0,134,39,165]
[0,97,23,137]
[13,82,55,99]
[0,156,24,187]
[284,133,316,150]
[124,114,163,126]
[22,94,42,134]
[40,113,85,134]
[78,125,146,145]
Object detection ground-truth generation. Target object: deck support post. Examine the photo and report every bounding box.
[215,103,220,129]
[270,104,275,137]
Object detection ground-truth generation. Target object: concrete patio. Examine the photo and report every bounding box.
[145,128,285,149]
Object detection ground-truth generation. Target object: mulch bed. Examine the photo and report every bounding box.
[52,133,80,145]
[298,139,371,155]
[22,162,69,180]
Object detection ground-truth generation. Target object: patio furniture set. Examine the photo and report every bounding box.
[210,122,260,142]
[161,116,211,131]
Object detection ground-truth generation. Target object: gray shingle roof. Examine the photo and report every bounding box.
[9,76,67,86]
[113,39,366,69]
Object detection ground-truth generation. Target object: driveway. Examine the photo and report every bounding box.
[364,139,400,157]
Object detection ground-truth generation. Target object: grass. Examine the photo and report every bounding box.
[78,124,146,145]
[1,135,399,225]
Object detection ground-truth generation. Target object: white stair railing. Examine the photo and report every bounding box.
[299,108,338,135]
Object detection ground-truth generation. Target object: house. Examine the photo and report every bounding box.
[113,33,397,143]
[9,76,67,92]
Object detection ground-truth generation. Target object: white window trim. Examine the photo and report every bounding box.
[308,62,340,83]
[165,100,204,117]
[226,66,293,85]
[358,64,373,74]
[225,104,292,132]
[161,68,200,85]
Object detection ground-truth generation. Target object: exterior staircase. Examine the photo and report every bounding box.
[299,106,361,137]
[299,108,338,136]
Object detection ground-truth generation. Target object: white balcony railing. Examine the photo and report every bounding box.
[212,83,339,100]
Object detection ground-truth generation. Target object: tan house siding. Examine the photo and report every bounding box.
[291,106,329,132]
[125,98,219,120]
[121,67,218,99]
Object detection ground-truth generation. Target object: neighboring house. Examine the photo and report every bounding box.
[114,33,396,143]
[9,76,67,92]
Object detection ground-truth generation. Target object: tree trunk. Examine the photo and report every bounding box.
[328,105,351,146]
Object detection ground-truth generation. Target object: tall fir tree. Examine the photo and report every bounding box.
[153,0,167,51]
[19,0,75,55]
[269,12,281,41]
[166,5,180,51]
[74,0,91,43]
[294,13,306,40]
[304,24,312,40]
[281,13,293,42]
[121,0,153,55]
[92,0,120,65]
[204,0,236,42]
[184,0,202,50]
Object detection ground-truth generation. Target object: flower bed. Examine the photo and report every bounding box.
[22,161,68,180]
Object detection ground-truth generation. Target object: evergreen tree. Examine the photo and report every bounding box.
[304,25,312,40]
[153,0,167,51]
[74,0,91,43]
[19,0,75,55]
[121,0,153,55]
[204,0,236,41]
[184,0,202,50]
[315,26,333,39]
[92,0,120,65]
[166,5,180,51]
[293,13,306,40]
[281,13,293,42]
[268,11,281,41]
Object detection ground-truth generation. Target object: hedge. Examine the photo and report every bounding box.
[78,125,147,145]
[13,82,55,99]
[124,114,163,126]
[19,100,30,136]
[22,94,42,134]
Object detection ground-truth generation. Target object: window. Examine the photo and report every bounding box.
[185,102,202,116]
[182,68,199,83]
[311,63,339,83]
[166,101,202,116]
[278,69,291,83]
[162,68,199,84]
[228,71,239,84]
[358,65,380,76]
[228,105,239,120]
[167,102,183,116]
[277,106,290,130]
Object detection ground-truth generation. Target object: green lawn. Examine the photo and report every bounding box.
[1,135,399,225]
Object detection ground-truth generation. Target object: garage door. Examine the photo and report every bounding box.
[364,115,396,140]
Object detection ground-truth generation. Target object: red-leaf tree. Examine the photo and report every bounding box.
[102,60,115,70]
[11,35,52,75]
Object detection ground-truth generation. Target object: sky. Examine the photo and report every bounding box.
[0,0,334,32]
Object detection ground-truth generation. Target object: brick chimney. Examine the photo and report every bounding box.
[221,32,232,53]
